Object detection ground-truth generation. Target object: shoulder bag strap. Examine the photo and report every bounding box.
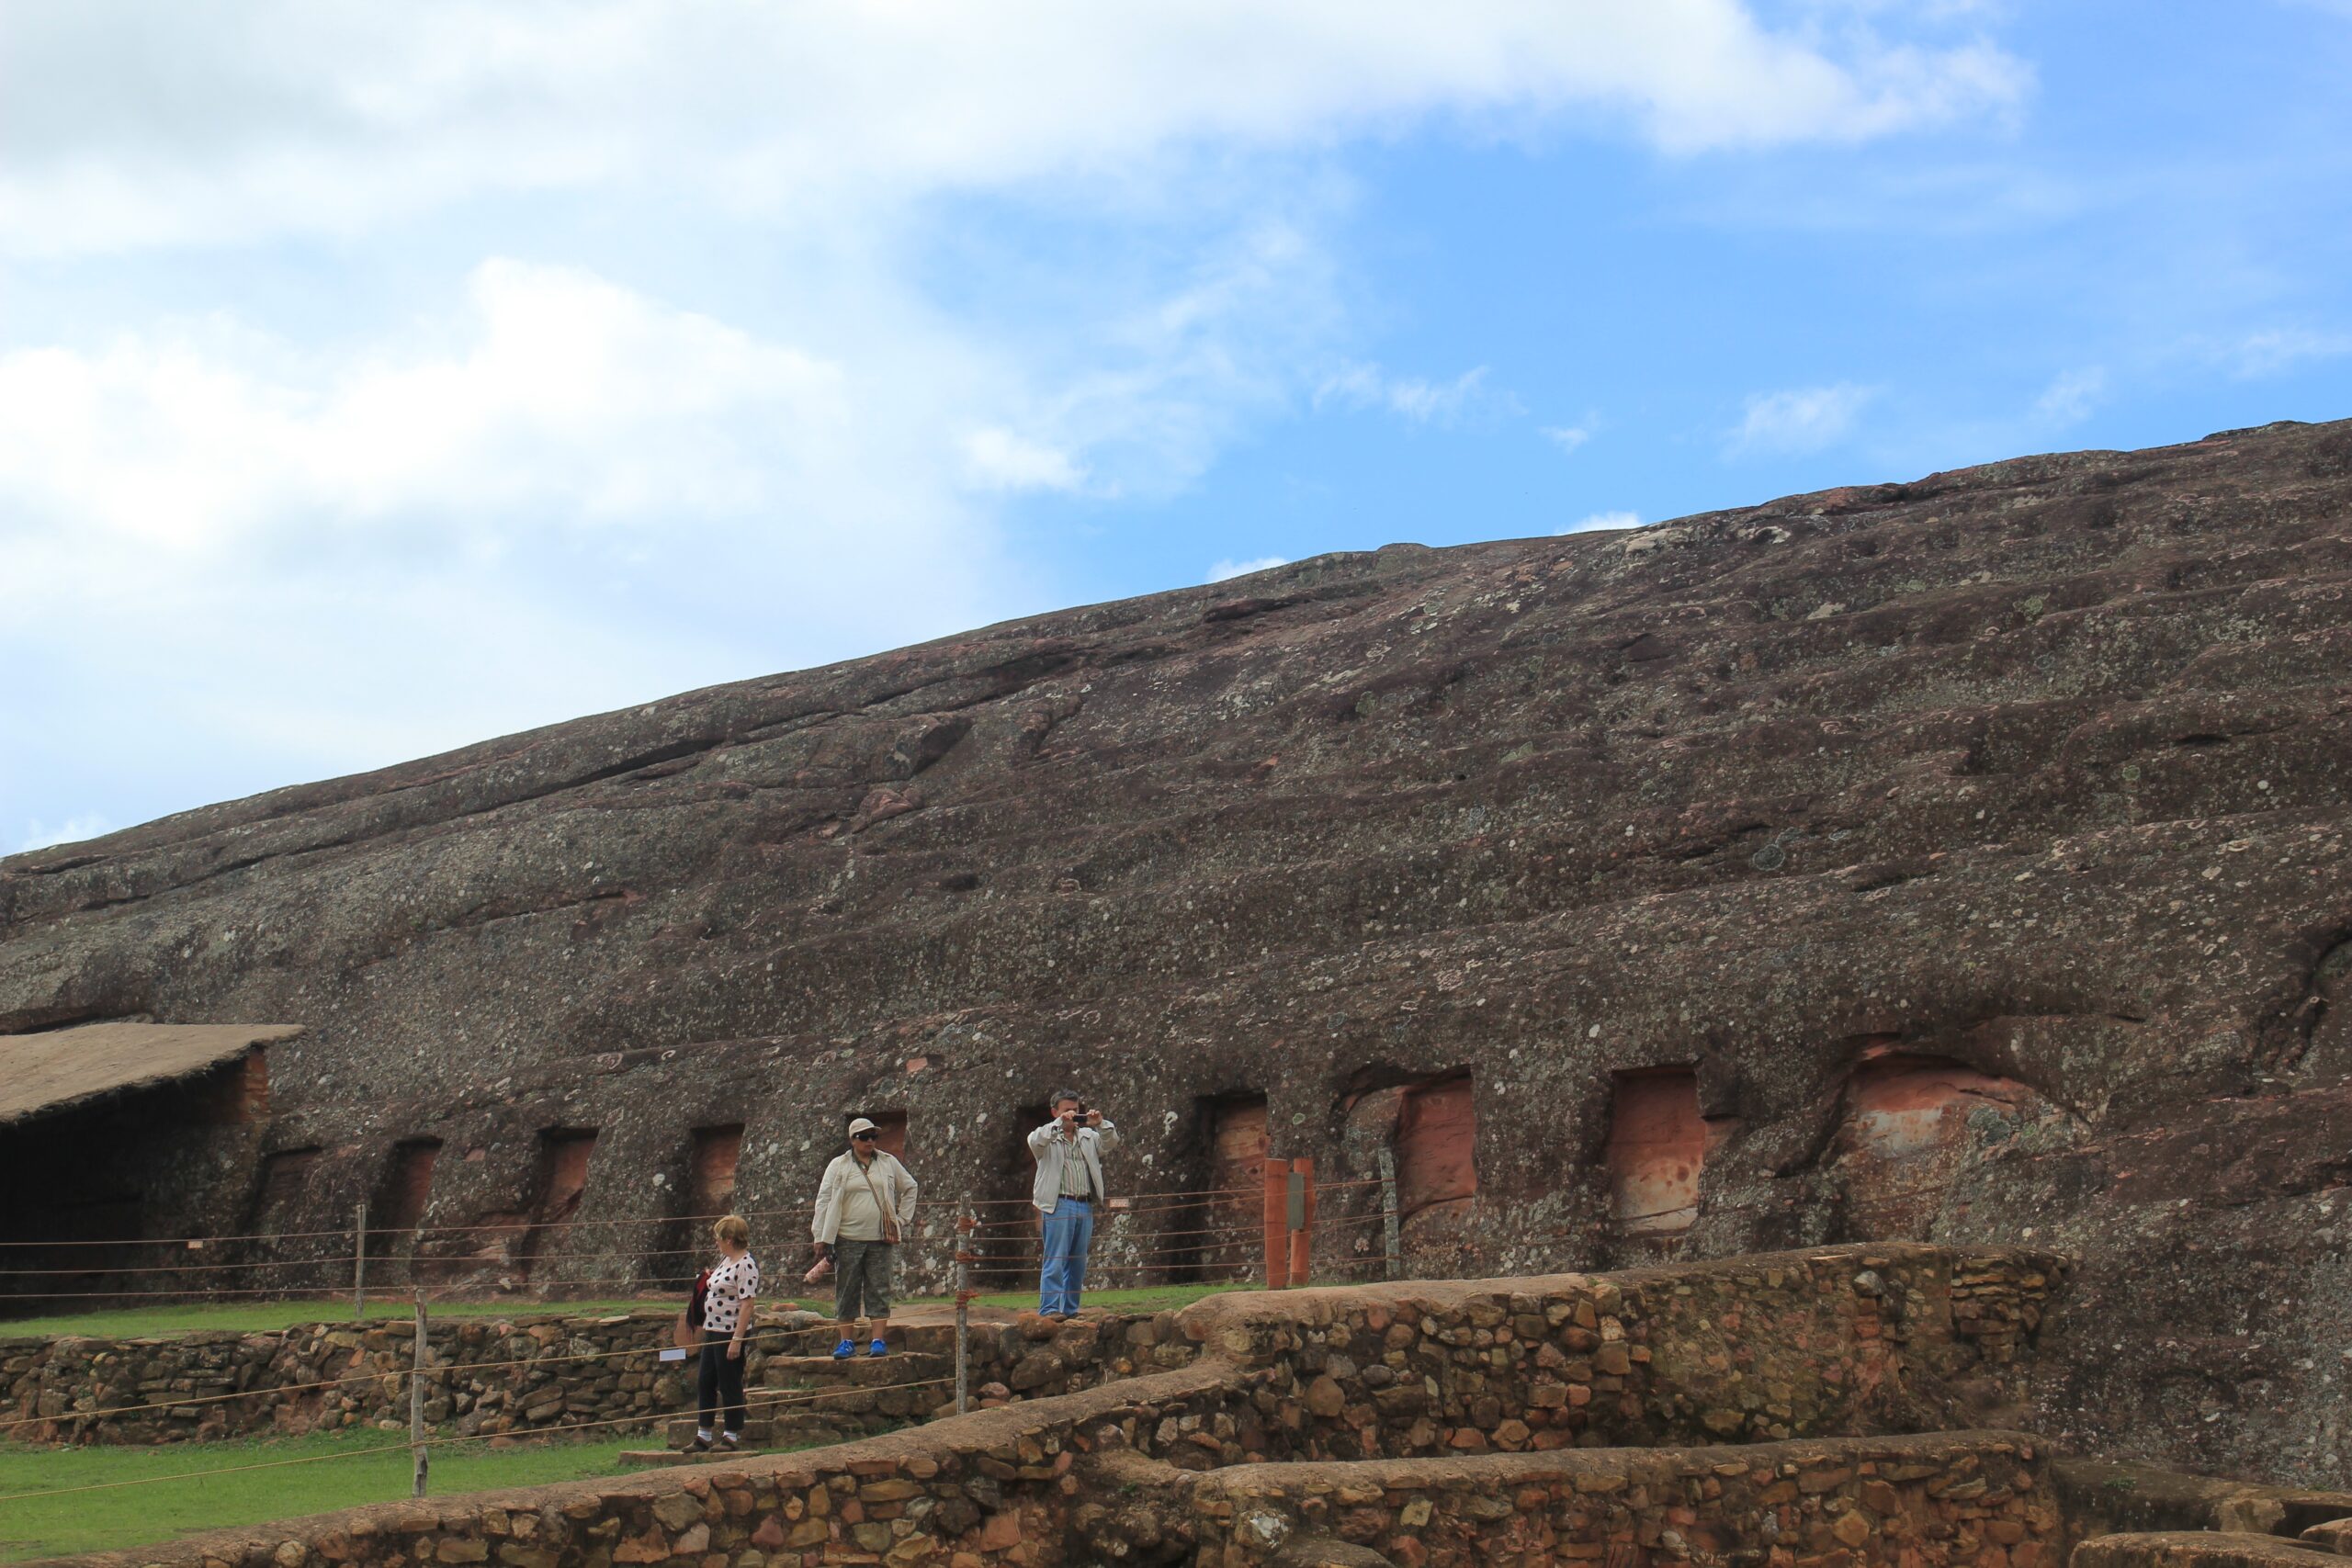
[855,1157,900,1244]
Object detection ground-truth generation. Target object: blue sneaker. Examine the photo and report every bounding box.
[866,1338,888,1357]
[831,1337,855,1359]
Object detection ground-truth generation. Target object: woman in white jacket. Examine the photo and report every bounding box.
[812,1117,919,1359]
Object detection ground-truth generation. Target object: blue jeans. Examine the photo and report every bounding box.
[1039,1199,1093,1316]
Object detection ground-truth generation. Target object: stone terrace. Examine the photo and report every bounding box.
[6,1304,1201,1450]
[34,1244,2139,1568]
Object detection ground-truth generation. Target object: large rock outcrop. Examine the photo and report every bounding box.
[3,416,2348,1484]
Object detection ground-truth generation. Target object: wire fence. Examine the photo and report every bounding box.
[0,1167,1983,1311]
[0,1155,2024,1528]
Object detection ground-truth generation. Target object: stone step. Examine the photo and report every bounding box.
[759,1351,950,1384]
[616,1448,774,1469]
[662,1411,854,1448]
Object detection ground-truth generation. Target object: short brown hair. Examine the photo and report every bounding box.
[713,1214,750,1247]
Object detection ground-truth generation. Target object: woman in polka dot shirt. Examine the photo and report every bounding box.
[689,1214,759,1450]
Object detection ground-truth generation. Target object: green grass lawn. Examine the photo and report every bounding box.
[0,1282,1253,1559]
[0,1431,646,1562]
[0,1299,672,1341]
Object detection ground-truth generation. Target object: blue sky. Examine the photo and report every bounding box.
[5,1,2349,851]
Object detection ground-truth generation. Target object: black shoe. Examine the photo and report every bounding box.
[684,1433,712,1452]
[718,1432,741,1450]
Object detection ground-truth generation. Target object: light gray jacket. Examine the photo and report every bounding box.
[812,1149,918,1245]
[1027,1117,1119,1214]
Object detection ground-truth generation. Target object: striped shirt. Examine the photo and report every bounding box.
[1055,1133,1092,1201]
[703,1253,759,1335]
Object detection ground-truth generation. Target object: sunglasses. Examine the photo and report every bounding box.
[852,1131,877,1142]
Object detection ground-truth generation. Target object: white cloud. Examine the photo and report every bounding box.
[2033,367,2106,426]
[1728,382,1879,456]
[1317,364,1516,427]
[0,1,2035,833]
[1543,424,1593,454]
[959,429,1088,494]
[15,815,112,854]
[2230,327,2352,378]
[0,261,1032,776]
[1207,556,1291,582]
[0,260,850,546]
[1562,510,1641,534]
[0,3,2030,256]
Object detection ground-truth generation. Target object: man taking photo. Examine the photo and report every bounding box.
[1026,1089,1118,1320]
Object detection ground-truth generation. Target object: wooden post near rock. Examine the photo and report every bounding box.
[1286,1158,1315,1288]
[954,1201,974,1416]
[410,1289,428,1498]
[1377,1147,1402,1281]
[353,1201,368,1323]
[1261,1158,1291,1290]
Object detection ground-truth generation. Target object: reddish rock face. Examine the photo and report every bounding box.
[514,1130,596,1279]
[1830,1052,2046,1237]
[1393,1073,1476,1247]
[1605,1068,1707,1235]
[1203,1095,1270,1273]
[5,417,2352,1482]
[689,1124,741,1213]
[381,1138,440,1234]
[253,1146,320,1235]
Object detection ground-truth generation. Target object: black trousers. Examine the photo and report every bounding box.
[697,1330,747,1434]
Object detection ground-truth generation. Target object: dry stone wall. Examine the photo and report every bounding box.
[5,1311,703,1447]
[2074,1532,2352,1568]
[1186,1432,2054,1568]
[1198,1246,2058,1461]
[4,1306,1203,1448]
[40,1246,2079,1568]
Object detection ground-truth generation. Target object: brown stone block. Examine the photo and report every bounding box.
[612,1528,670,1564]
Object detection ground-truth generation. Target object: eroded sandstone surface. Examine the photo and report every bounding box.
[3,417,2348,1483]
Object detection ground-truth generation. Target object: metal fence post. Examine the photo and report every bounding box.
[353,1201,368,1323]
[411,1289,428,1498]
[1377,1147,1402,1281]
[954,1201,974,1416]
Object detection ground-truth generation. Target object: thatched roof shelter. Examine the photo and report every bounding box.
[0,1022,302,1128]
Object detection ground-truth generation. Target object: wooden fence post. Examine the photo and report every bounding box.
[1261,1158,1291,1290]
[954,1201,974,1416]
[1286,1159,1315,1288]
[411,1290,428,1498]
[353,1201,368,1323]
[1377,1148,1402,1281]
